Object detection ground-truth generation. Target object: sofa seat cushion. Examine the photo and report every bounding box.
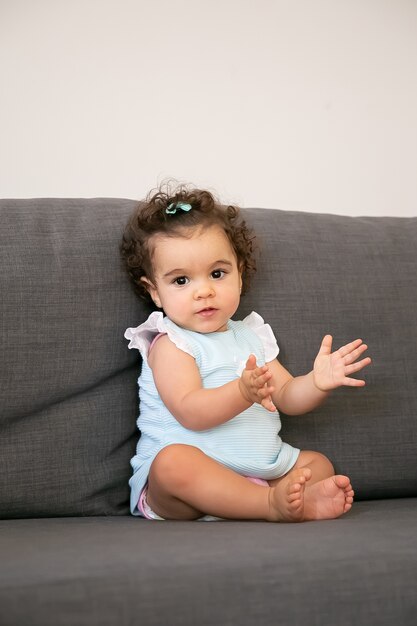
[1,499,416,626]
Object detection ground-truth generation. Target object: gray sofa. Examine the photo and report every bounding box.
[1,198,416,626]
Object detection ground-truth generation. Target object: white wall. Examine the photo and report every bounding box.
[1,0,416,216]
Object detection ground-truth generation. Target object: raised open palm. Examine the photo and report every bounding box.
[313,336,371,391]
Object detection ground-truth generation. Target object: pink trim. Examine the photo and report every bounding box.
[138,486,153,519]
[148,332,167,356]
[246,476,269,487]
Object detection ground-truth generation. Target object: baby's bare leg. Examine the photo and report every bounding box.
[147,444,270,520]
[146,444,306,522]
[292,450,336,483]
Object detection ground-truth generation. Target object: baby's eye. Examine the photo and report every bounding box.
[211,269,226,280]
[173,276,189,286]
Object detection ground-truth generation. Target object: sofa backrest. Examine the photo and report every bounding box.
[1,199,416,518]
[1,199,142,517]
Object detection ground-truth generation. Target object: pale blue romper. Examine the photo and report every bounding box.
[125,311,300,516]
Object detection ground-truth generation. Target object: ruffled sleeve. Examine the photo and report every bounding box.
[124,311,194,361]
[242,311,279,362]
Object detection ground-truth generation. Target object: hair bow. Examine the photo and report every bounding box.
[166,202,192,214]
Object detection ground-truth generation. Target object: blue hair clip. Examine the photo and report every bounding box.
[166,202,192,214]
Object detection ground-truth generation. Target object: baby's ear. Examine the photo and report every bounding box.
[238,263,244,294]
[140,277,162,308]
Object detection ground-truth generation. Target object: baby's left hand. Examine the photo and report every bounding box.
[239,355,277,412]
[313,336,371,391]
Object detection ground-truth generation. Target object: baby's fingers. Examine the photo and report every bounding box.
[343,343,369,365]
[257,382,275,399]
[261,395,277,412]
[254,368,272,389]
[345,357,372,375]
[245,354,258,370]
[245,356,270,380]
[338,339,365,359]
[342,376,367,387]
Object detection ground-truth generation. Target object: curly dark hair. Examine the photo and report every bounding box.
[120,183,257,304]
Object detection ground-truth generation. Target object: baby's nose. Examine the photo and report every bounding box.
[194,281,215,299]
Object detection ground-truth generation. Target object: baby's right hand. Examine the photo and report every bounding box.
[239,354,277,412]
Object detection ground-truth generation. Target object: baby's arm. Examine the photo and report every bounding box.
[148,335,252,431]
[266,335,371,415]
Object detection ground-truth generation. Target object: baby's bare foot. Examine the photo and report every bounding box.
[303,475,354,521]
[268,468,312,522]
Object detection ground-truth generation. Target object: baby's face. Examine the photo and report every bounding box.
[143,225,242,333]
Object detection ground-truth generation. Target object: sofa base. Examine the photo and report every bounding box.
[1,498,416,626]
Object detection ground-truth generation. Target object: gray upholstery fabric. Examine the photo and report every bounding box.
[1,198,417,626]
[1,200,417,519]
[1,199,143,517]
[0,499,416,626]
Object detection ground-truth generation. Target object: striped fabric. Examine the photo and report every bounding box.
[127,312,300,515]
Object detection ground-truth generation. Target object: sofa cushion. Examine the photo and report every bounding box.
[0,500,416,625]
[0,199,143,517]
[1,200,416,519]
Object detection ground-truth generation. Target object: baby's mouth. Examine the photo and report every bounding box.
[196,307,217,316]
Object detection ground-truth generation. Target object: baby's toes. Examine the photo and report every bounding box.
[333,475,351,490]
[287,481,303,496]
[288,491,302,504]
